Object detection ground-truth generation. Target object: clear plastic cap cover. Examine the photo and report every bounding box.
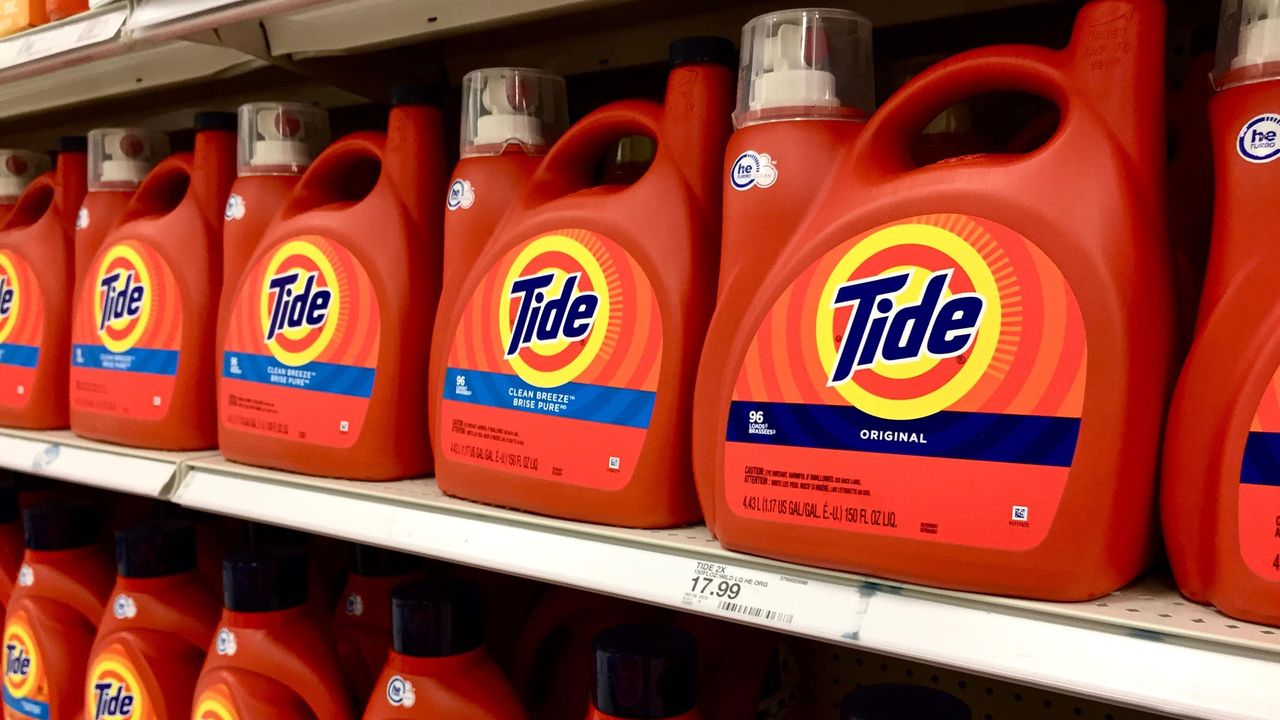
[1216,0,1280,87]
[735,8,874,128]
[0,150,49,202]
[237,102,330,176]
[88,128,169,192]
[461,68,568,157]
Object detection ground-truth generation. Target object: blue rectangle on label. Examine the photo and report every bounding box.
[1241,431,1280,486]
[72,344,178,376]
[725,400,1080,468]
[3,685,49,719]
[223,352,375,398]
[0,343,38,368]
[444,367,656,429]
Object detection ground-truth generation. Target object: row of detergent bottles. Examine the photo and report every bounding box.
[0,0,1276,628]
[0,478,788,720]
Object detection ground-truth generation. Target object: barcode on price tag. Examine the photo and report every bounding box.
[716,600,795,624]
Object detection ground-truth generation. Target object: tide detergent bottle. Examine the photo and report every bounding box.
[192,546,352,720]
[85,520,220,720]
[332,545,422,704]
[1162,0,1280,626]
[362,580,525,720]
[441,68,567,306]
[219,85,444,480]
[0,482,21,614]
[0,137,86,428]
[587,625,699,720]
[75,128,170,291]
[70,112,236,450]
[431,38,736,527]
[3,501,114,720]
[715,9,873,295]
[692,0,1173,600]
[217,103,329,377]
[0,152,49,226]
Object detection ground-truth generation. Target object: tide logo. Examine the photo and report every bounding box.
[93,245,152,354]
[87,656,146,719]
[0,253,19,345]
[817,223,1003,421]
[3,622,37,699]
[193,686,238,720]
[260,238,340,368]
[500,234,610,388]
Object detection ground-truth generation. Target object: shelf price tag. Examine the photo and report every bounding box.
[680,559,868,640]
[4,7,126,67]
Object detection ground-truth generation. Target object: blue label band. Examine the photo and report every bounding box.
[223,352,375,398]
[73,345,178,376]
[444,367,655,429]
[726,400,1080,468]
[0,344,38,369]
[3,686,49,719]
[1241,431,1280,486]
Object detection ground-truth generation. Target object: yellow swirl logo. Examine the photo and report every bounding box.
[94,244,152,354]
[0,253,19,345]
[260,238,340,368]
[500,234,609,388]
[87,653,146,719]
[193,687,238,720]
[818,223,1001,420]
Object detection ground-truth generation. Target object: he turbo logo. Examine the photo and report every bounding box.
[1239,114,1280,163]
[91,681,135,719]
[98,271,146,333]
[265,270,333,343]
[504,271,599,358]
[828,268,985,386]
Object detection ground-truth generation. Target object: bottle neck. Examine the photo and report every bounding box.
[116,570,200,594]
[223,603,312,629]
[387,646,488,676]
[586,708,701,720]
[26,545,101,567]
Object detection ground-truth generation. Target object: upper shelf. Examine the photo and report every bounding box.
[0,428,213,497]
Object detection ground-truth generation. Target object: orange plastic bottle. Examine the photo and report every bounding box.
[332,545,422,704]
[70,112,236,450]
[216,103,329,396]
[438,68,567,351]
[0,152,49,227]
[75,128,170,296]
[85,520,219,720]
[586,625,700,720]
[1162,0,1280,626]
[362,580,525,720]
[692,0,1173,601]
[431,38,736,527]
[45,0,85,22]
[0,137,86,428]
[0,482,21,614]
[3,501,114,720]
[192,546,352,720]
[219,85,445,480]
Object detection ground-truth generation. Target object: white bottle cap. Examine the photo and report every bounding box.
[88,128,169,192]
[237,102,330,177]
[461,68,568,158]
[0,150,49,202]
[735,8,874,128]
[1218,0,1280,86]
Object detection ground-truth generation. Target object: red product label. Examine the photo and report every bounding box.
[3,612,51,719]
[70,240,182,420]
[0,251,41,409]
[220,235,380,448]
[1237,369,1280,580]
[440,229,662,489]
[725,214,1087,551]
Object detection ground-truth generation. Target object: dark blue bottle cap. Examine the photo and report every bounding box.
[593,624,697,719]
[195,111,237,133]
[116,519,196,579]
[0,478,17,525]
[391,579,483,657]
[222,545,308,612]
[22,500,99,551]
[58,135,87,153]
[390,82,444,108]
[842,684,971,720]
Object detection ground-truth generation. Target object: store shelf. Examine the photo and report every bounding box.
[0,428,212,498]
[173,455,1280,720]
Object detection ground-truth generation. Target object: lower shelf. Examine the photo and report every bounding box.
[0,425,1273,720]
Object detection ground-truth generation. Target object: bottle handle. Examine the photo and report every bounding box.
[118,156,193,227]
[0,173,54,231]
[280,132,386,220]
[525,100,664,204]
[854,46,1070,177]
